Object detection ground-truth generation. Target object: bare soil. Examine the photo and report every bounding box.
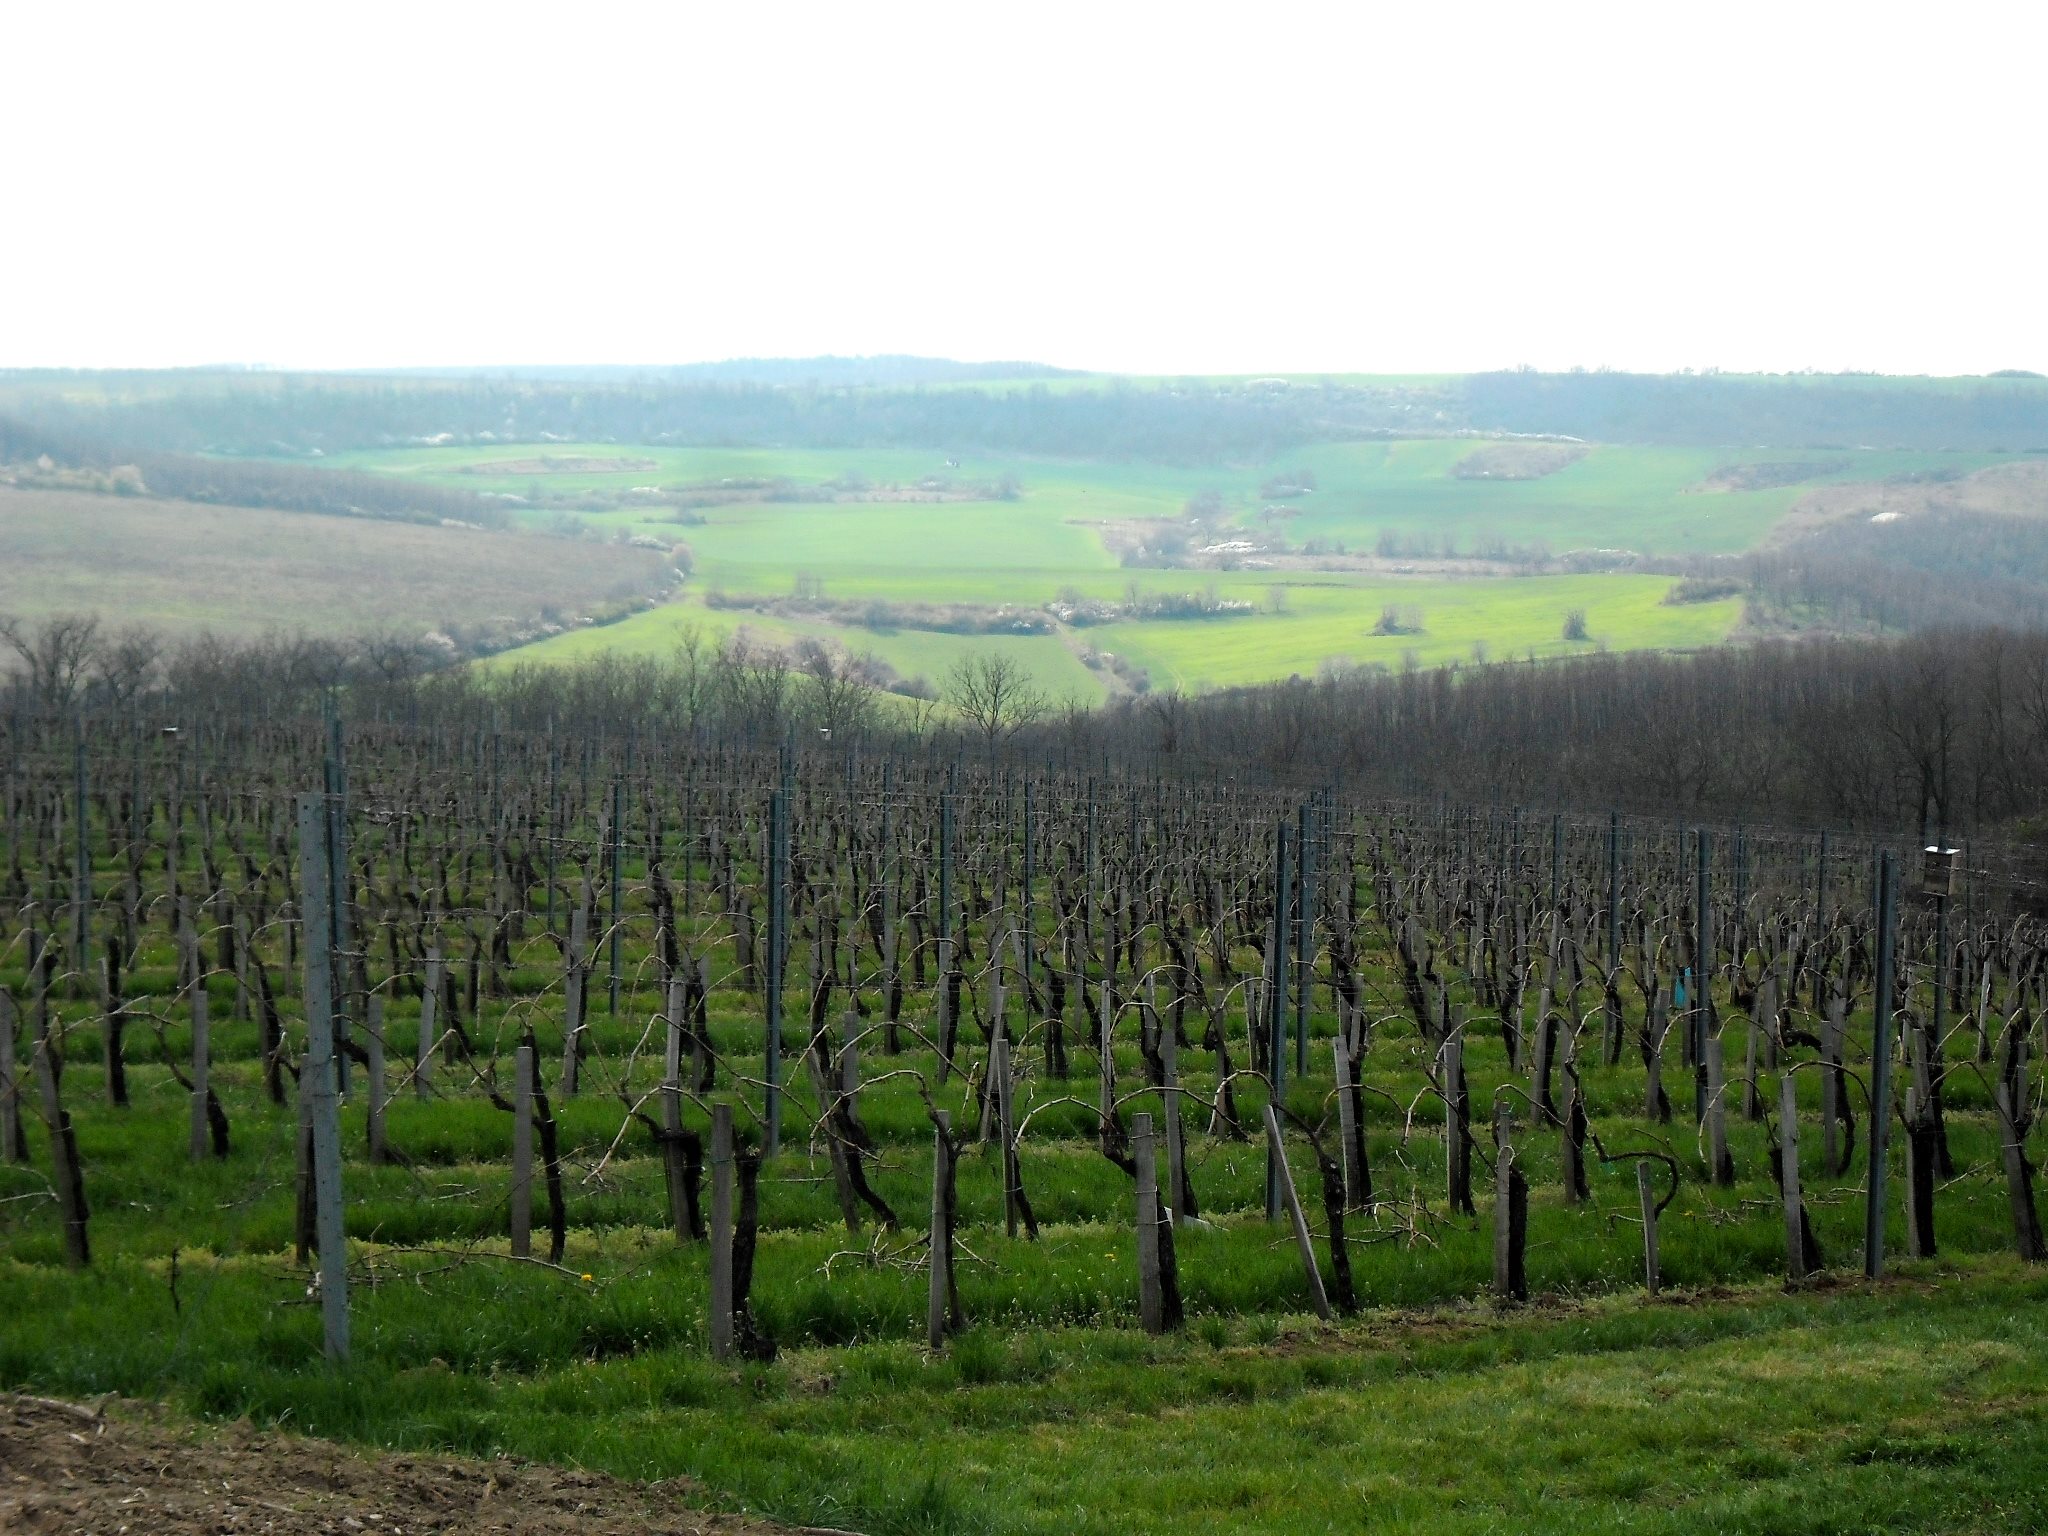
[1774,459,2048,542]
[1698,459,1847,493]
[0,1394,811,1536]
[1449,442,1587,480]
[0,486,667,642]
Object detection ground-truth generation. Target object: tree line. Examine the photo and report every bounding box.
[11,367,2048,465]
[1080,628,2048,841]
[9,606,2048,845]
[0,412,512,528]
[1465,369,2048,452]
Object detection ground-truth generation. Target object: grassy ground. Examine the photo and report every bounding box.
[309,436,2036,693]
[0,485,666,640]
[310,439,2032,560]
[1095,573,1735,689]
[6,1250,2042,1535]
[3,834,2042,1533]
[505,600,1108,701]
[500,573,1741,699]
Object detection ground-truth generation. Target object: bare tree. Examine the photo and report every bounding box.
[945,653,1047,755]
[96,627,160,709]
[796,638,879,741]
[0,612,103,711]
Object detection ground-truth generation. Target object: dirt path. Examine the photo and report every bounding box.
[1,1393,822,1536]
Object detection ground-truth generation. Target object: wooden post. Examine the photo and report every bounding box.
[1267,824,1292,1222]
[1704,1030,1734,1185]
[1780,1069,1808,1283]
[295,793,350,1363]
[658,977,691,1240]
[1865,852,1898,1279]
[295,1061,316,1264]
[1263,1103,1332,1321]
[1821,994,1844,1174]
[364,996,387,1165]
[72,736,90,991]
[764,789,786,1157]
[0,992,22,1164]
[1637,1161,1661,1296]
[1334,1033,1360,1208]
[807,1047,860,1231]
[415,946,440,1099]
[1096,979,1115,1127]
[1444,1029,1472,1216]
[1993,1083,2044,1262]
[994,1033,1019,1239]
[927,1110,955,1350]
[1904,1084,1937,1260]
[510,1044,535,1258]
[33,1040,89,1268]
[709,1102,735,1362]
[1493,1103,1527,1303]
[935,933,957,1083]
[607,775,624,1017]
[1160,1011,1188,1225]
[1134,1112,1164,1333]
[188,964,211,1163]
[561,908,587,1095]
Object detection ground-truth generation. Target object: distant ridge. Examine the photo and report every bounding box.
[351,357,1083,387]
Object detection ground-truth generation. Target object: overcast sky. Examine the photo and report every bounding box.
[4,1,2040,377]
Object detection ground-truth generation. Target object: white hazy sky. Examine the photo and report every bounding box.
[3,1,2042,376]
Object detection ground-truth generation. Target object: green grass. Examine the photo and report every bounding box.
[499,599,1109,701]
[1268,441,2034,558]
[5,817,2045,1533]
[276,437,2024,693]
[492,571,1742,699]
[1096,574,1739,689]
[6,1247,2044,1535]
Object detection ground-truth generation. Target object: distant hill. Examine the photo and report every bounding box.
[7,365,2048,463]
[353,356,1082,388]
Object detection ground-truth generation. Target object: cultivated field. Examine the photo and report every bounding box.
[4,719,2044,1534]
[312,440,1830,691]
[0,486,668,643]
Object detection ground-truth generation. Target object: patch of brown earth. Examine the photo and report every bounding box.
[0,1394,815,1536]
[1698,459,1848,493]
[1774,458,2048,542]
[1449,442,1588,481]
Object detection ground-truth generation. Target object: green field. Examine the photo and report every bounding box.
[511,600,1106,701]
[312,438,2027,559]
[1097,574,1736,690]
[6,771,2046,1536]
[311,439,1796,691]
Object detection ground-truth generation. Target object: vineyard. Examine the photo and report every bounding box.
[3,704,2046,1533]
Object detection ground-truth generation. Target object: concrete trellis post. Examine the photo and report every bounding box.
[1134,1112,1164,1333]
[709,1103,736,1362]
[295,793,350,1363]
[1263,1103,1332,1321]
[1780,1070,1809,1283]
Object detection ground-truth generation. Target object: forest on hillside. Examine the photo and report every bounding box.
[8,366,2048,463]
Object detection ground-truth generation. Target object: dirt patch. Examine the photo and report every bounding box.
[1773,459,2048,543]
[461,458,660,476]
[0,1394,810,1536]
[1449,442,1587,481]
[1698,459,1847,493]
